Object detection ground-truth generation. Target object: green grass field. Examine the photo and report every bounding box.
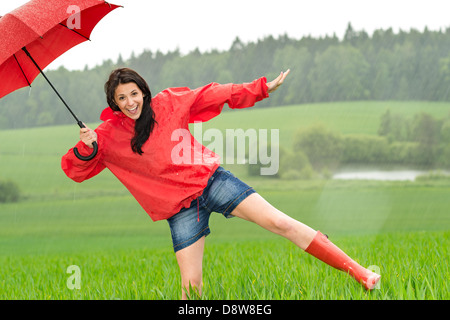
[0,101,449,300]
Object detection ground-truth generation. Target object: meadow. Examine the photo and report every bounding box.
[0,101,449,300]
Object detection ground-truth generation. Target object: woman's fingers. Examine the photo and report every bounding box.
[80,127,97,148]
[267,69,290,93]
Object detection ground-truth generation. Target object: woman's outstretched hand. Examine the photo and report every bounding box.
[267,69,290,94]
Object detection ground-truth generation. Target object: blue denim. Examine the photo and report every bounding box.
[167,167,256,252]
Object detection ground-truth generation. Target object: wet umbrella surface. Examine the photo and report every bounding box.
[0,0,121,160]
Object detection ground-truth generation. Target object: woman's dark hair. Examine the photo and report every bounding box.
[104,68,157,155]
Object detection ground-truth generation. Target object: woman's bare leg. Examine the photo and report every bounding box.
[175,236,205,300]
[231,193,381,290]
[231,193,317,249]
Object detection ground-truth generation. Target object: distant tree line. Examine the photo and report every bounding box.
[2,23,450,129]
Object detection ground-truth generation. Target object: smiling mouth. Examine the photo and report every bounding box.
[127,106,139,113]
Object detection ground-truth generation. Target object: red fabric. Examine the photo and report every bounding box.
[61,77,269,221]
[0,0,120,99]
[305,231,381,290]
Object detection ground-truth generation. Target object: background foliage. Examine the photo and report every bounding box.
[2,23,450,129]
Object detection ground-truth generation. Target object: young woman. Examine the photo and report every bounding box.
[61,68,381,299]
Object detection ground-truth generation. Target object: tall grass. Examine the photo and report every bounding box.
[0,101,449,300]
[1,231,448,299]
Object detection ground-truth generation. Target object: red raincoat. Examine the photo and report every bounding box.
[61,77,269,221]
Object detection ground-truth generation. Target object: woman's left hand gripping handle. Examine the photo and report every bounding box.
[74,121,98,161]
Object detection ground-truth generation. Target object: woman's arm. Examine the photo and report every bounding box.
[61,124,106,183]
[187,70,290,123]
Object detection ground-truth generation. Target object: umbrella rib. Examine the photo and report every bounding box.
[13,53,31,87]
[59,23,91,41]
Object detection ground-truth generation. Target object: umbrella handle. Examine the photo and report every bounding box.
[73,121,98,161]
[74,141,98,161]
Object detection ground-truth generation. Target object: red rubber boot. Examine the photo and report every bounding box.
[305,231,381,290]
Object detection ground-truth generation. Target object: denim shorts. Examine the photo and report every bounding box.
[167,166,256,252]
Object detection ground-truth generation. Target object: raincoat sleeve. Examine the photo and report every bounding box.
[188,77,269,123]
[61,129,106,183]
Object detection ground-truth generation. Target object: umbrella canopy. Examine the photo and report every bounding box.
[0,0,121,160]
[0,0,121,99]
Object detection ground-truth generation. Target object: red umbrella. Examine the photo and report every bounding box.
[0,0,121,160]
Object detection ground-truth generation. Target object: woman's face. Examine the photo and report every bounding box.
[114,82,144,120]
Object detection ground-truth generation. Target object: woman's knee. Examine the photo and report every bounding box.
[269,215,295,236]
[176,237,205,289]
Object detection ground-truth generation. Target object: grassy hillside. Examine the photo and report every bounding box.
[204,100,450,148]
[1,100,450,196]
[0,101,449,300]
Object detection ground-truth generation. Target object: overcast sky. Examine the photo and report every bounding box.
[2,0,450,70]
